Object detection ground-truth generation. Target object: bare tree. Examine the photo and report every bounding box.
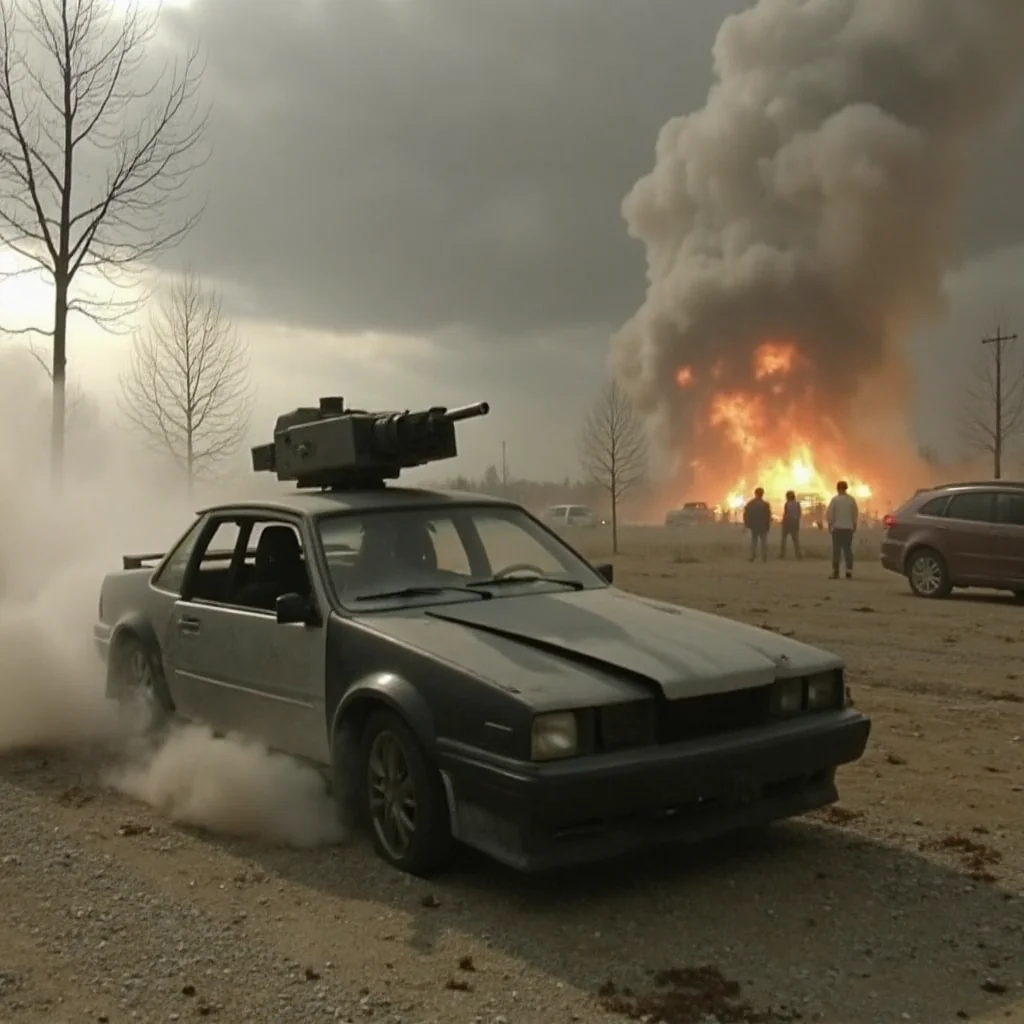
[0,0,209,482]
[578,378,647,554]
[119,269,253,488]
[961,325,1024,478]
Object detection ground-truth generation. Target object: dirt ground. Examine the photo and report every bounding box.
[2,523,1023,1024]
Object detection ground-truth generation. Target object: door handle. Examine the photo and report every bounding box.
[177,616,201,634]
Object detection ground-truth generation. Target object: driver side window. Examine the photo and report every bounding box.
[474,514,565,575]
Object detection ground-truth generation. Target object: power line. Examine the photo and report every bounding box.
[981,324,1019,479]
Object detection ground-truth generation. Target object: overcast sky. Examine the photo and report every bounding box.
[9,0,1024,480]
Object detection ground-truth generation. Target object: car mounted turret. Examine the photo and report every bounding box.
[250,396,490,489]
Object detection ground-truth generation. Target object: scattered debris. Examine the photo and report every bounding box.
[58,784,94,807]
[851,605,876,613]
[303,967,320,981]
[815,805,864,826]
[181,984,196,998]
[598,966,801,1023]
[885,752,907,766]
[992,690,1023,704]
[458,955,476,972]
[980,978,1007,995]
[117,821,153,837]
[420,893,441,909]
[758,623,797,637]
[445,976,472,992]
[925,834,1002,883]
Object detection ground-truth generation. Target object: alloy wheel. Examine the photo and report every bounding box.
[910,554,943,596]
[367,731,417,861]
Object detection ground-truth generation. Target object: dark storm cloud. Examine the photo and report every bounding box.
[159,0,749,336]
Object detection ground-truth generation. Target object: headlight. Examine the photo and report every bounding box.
[531,711,578,760]
[807,670,842,710]
[775,678,804,716]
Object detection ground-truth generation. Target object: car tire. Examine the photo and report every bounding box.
[358,709,453,876]
[906,548,952,599]
[109,634,174,729]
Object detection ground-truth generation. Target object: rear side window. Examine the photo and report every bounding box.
[945,492,995,523]
[995,491,1024,526]
[152,517,206,594]
[917,496,949,517]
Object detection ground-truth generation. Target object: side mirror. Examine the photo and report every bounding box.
[594,562,614,584]
[276,592,318,626]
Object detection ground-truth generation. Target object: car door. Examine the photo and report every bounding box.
[942,491,998,581]
[162,512,330,764]
[992,490,1024,583]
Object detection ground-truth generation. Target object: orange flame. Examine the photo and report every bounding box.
[699,342,874,513]
[709,392,761,454]
[676,365,694,387]
[753,340,796,380]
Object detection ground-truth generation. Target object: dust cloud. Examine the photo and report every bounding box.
[612,0,1024,486]
[0,347,342,849]
[109,724,345,848]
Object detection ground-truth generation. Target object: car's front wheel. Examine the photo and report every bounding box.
[359,709,453,876]
[906,548,952,599]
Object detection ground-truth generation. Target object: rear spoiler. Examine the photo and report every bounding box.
[122,552,165,571]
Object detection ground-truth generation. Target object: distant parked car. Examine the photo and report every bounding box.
[665,502,716,526]
[880,480,1024,599]
[542,504,599,528]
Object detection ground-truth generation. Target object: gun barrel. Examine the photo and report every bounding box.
[441,401,490,424]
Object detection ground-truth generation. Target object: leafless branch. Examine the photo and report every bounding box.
[0,0,210,478]
[578,378,647,551]
[21,339,91,430]
[119,268,255,485]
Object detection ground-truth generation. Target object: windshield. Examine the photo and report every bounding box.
[316,504,607,610]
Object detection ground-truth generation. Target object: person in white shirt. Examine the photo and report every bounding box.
[826,480,859,579]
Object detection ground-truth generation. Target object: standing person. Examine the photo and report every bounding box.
[743,487,771,563]
[826,480,859,579]
[781,490,802,559]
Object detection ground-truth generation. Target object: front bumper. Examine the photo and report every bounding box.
[440,708,870,872]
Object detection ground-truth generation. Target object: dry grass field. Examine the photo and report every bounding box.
[1,520,1023,1023]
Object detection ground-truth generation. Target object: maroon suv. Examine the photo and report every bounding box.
[880,481,1024,599]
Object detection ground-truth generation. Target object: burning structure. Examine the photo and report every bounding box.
[611,0,1024,515]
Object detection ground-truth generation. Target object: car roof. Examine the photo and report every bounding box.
[919,479,1024,496]
[196,486,516,519]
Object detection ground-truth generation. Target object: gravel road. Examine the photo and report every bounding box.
[2,551,1024,1024]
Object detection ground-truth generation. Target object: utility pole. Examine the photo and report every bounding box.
[501,440,508,491]
[982,325,1019,479]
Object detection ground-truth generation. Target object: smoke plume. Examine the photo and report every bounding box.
[612,0,1024,495]
[0,346,341,849]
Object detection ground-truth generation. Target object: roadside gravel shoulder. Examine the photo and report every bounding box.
[0,776,382,1024]
[3,749,1024,1024]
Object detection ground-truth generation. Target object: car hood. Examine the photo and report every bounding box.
[362,587,842,702]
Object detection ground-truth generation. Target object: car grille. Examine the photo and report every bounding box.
[657,684,772,744]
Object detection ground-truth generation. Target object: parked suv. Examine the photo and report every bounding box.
[880,480,1024,599]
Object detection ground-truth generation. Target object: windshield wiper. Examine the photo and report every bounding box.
[354,584,490,602]
[467,574,584,591]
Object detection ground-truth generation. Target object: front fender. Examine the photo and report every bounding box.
[329,671,437,754]
[327,672,439,829]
